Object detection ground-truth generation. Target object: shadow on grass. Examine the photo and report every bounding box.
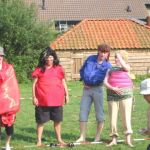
[1,126,110,144]
[12,127,78,143]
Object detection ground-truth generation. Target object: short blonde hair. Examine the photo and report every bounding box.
[115,50,128,61]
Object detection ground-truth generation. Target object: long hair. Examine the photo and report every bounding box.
[37,47,59,72]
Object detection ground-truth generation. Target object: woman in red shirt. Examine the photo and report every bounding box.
[32,47,69,146]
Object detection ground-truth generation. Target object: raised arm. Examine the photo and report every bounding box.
[116,53,130,72]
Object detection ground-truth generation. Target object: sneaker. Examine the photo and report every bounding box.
[5,145,11,150]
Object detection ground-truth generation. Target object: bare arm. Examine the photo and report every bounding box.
[62,78,69,104]
[104,69,114,90]
[116,53,130,72]
[32,78,38,106]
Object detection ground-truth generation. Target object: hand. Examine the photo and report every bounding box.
[83,83,91,89]
[65,95,69,104]
[116,53,121,58]
[84,85,91,89]
[32,97,38,106]
[112,87,124,95]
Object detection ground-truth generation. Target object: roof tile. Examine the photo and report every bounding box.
[51,19,150,50]
[25,0,150,21]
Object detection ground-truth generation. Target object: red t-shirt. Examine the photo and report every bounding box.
[32,65,65,106]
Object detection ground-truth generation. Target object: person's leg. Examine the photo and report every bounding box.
[94,122,104,142]
[0,115,2,140]
[50,106,66,146]
[107,101,119,146]
[120,98,133,147]
[76,121,87,142]
[139,95,150,135]
[93,86,105,141]
[5,125,14,150]
[141,107,150,135]
[125,134,133,147]
[147,107,150,134]
[54,121,66,144]
[106,135,117,147]
[35,106,50,146]
[50,106,65,145]
[5,136,11,150]
[0,127,1,140]
[76,88,92,142]
[36,123,44,146]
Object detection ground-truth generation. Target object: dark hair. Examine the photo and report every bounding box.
[98,44,111,52]
[97,43,111,61]
[37,47,59,72]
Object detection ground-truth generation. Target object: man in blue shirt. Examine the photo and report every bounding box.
[76,44,112,142]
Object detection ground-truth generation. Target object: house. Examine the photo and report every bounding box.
[50,19,150,80]
[24,0,150,31]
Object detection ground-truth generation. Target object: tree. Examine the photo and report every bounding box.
[0,0,58,82]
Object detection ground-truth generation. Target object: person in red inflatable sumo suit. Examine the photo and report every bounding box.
[0,46,20,150]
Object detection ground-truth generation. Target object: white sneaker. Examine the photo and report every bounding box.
[5,145,11,150]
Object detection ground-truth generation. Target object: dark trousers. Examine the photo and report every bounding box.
[0,125,14,136]
[5,125,14,136]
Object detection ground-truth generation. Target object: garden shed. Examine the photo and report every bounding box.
[50,19,150,80]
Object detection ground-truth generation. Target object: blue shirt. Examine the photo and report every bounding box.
[80,55,112,86]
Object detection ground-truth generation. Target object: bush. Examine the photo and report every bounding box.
[134,74,150,83]
[0,0,58,83]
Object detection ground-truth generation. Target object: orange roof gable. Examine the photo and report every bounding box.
[51,19,150,50]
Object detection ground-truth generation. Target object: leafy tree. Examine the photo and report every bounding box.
[0,0,58,82]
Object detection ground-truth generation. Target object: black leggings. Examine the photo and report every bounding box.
[5,125,14,136]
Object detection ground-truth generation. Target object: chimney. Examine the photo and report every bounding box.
[126,5,132,12]
[147,16,150,26]
[42,0,46,10]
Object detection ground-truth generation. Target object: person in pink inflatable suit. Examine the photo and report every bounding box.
[104,50,133,147]
[0,46,20,150]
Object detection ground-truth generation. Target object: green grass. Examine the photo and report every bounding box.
[0,81,150,150]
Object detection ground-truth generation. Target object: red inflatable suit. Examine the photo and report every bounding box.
[0,62,20,126]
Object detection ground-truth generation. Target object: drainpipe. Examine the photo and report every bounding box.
[42,0,46,10]
[146,15,150,26]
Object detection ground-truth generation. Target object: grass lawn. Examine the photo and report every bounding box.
[0,81,150,150]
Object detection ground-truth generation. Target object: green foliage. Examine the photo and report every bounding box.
[0,0,58,83]
[134,74,150,83]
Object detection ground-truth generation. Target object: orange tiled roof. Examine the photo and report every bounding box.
[50,19,150,50]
